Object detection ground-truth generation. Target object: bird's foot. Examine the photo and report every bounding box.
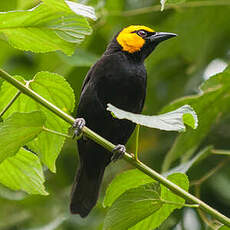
[111,144,126,162]
[73,118,86,139]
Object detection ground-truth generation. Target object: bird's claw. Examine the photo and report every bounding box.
[73,118,86,139]
[111,144,126,162]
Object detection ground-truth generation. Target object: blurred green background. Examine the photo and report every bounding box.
[0,0,230,229]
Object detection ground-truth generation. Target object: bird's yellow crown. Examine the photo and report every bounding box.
[116,25,154,53]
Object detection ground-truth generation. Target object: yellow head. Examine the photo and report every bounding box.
[116,25,155,53]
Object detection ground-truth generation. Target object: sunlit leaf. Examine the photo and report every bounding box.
[183,113,196,129]
[50,16,92,44]
[0,148,48,195]
[42,0,97,20]
[27,72,75,172]
[0,111,45,163]
[104,169,189,230]
[65,1,97,20]
[218,226,230,230]
[42,0,70,12]
[130,173,189,230]
[103,183,162,230]
[103,169,155,207]
[0,2,94,54]
[0,0,17,11]
[0,72,75,172]
[200,66,230,92]
[107,103,198,132]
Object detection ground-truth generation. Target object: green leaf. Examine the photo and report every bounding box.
[42,0,97,20]
[200,66,230,92]
[0,72,75,172]
[43,0,97,21]
[107,103,198,132]
[103,183,162,230]
[183,113,196,129]
[0,0,17,11]
[218,226,230,230]
[130,173,189,230]
[65,1,97,20]
[0,2,94,55]
[104,172,189,230]
[27,72,75,172]
[0,111,46,163]
[48,15,92,44]
[103,169,156,207]
[161,173,189,206]
[162,66,230,171]
[42,0,71,12]
[0,148,48,195]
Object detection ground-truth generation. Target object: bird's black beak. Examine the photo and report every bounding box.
[148,32,177,43]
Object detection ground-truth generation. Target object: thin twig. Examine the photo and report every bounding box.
[0,91,21,118]
[42,127,72,139]
[135,124,140,161]
[212,149,230,156]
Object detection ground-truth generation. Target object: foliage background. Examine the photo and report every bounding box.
[0,0,230,229]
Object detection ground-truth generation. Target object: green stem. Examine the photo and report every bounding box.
[161,199,199,208]
[0,91,21,117]
[135,124,140,161]
[1,68,230,227]
[212,149,230,156]
[121,0,230,16]
[42,127,72,139]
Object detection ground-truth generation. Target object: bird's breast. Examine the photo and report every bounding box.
[98,68,146,113]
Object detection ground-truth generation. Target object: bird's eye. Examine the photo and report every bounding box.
[137,30,147,37]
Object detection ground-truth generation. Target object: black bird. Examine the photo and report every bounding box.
[70,25,176,217]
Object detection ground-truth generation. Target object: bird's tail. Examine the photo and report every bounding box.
[70,162,106,217]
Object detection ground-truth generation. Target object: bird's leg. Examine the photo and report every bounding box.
[73,118,86,139]
[111,144,126,162]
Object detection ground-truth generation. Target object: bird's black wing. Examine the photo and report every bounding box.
[71,57,114,217]
[79,59,100,98]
